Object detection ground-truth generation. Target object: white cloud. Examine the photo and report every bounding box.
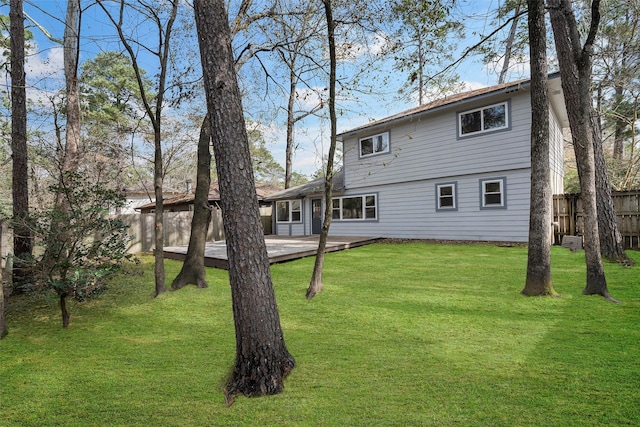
[295,87,327,109]
[335,31,392,62]
[25,44,64,81]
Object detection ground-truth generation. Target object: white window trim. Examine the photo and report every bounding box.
[358,131,390,158]
[436,182,457,211]
[276,200,302,223]
[480,178,507,209]
[458,101,509,138]
[332,194,378,221]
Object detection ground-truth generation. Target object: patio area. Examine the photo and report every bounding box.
[163,235,381,269]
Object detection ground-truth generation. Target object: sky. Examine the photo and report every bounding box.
[6,0,531,178]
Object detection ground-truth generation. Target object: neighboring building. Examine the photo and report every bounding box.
[136,181,281,214]
[266,74,568,242]
[115,182,183,214]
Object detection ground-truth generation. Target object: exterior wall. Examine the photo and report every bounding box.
[272,86,565,243]
[342,91,532,191]
[273,222,306,236]
[273,198,307,236]
[549,106,565,194]
[328,169,531,242]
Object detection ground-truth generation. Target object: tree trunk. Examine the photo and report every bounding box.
[153,147,166,297]
[10,0,32,288]
[498,3,522,84]
[548,0,617,302]
[612,85,625,161]
[63,0,81,174]
[60,293,70,329]
[0,275,7,339]
[97,0,179,298]
[307,0,338,300]
[194,0,295,404]
[285,68,296,189]
[171,113,212,290]
[592,114,631,263]
[522,0,557,297]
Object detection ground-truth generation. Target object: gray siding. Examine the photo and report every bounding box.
[274,222,306,236]
[272,86,565,242]
[549,106,565,194]
[343,91,533,191]
[328,169,531,242]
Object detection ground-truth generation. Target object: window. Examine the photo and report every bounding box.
[276,200,302,222]
[332,194,377,220]
[359,132,389,157]
[480,178,506,209]
[458,101,509,137]
[436,183,457,211]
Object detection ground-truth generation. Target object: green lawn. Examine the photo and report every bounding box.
[1,243,639,426]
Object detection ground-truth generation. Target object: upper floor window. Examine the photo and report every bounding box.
[276,200,302,222]
[359,132,389,157]
[436,182,457,211]
[332,194,377,220]
[458,101,509,137]
[480,178,506,209]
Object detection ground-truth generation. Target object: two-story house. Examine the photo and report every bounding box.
[267,74,568,242]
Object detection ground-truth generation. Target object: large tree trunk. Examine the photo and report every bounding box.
[194,0,295,405]
[522,0,557,296]
[591,115,631,263]
[307,0,338,300]
[171,113,212,290]
[10,0,32,288]
[548,0,617,302]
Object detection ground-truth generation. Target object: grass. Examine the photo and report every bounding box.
[1,242,639,426]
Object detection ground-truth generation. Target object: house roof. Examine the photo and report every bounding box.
[337,72,567,139]
[265,169,345,201]
[135,181,282,210]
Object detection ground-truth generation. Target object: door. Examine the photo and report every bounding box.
[312,198,322,234]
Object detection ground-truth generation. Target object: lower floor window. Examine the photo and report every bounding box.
[436,182,457,211]
[276,200,301,222]
[480,178,506,208]
[332,194,377,220]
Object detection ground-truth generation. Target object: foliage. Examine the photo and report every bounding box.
[382,0,463,104]
[15,171,136,326]
[247,120,285,185]
[476,0,534,81]
[0,244,638,425]
[563,167,581,193]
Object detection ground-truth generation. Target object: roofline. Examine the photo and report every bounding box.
[337,72,561,140]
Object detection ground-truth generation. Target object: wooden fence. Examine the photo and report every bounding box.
[0,207,273,261]
[553,190,640,249]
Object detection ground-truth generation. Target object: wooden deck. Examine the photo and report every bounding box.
[164,235,381,270]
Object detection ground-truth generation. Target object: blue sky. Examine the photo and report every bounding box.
[8,0,530,178]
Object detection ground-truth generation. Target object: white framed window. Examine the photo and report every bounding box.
[331,194,377,220]
[436,182,457,211]
[276,200,302,222]
[480,178,506,209]
[359,132,389,157]
[458,101,509,137]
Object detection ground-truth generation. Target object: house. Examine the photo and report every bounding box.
[266,74,568,242]
[113,181,183,214]
[136,181,281,213]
